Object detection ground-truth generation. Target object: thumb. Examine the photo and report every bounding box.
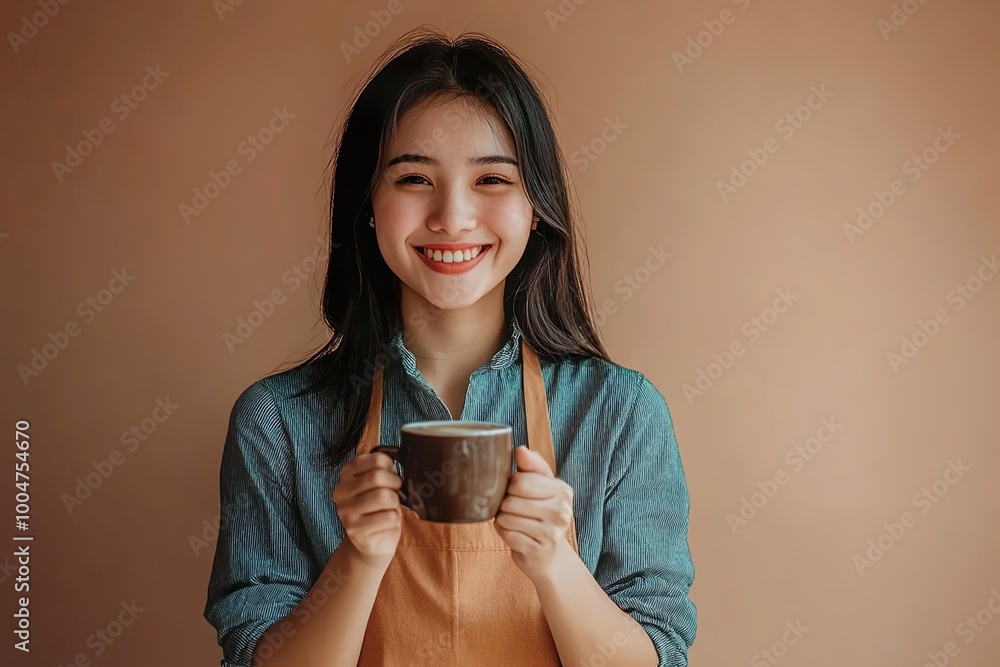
[515,446,553,477]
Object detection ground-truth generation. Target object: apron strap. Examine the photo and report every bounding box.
[520,338,580,551]
[519,337,557,473]
[357,362,383,455]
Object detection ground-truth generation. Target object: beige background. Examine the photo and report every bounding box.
[2,0,999,665]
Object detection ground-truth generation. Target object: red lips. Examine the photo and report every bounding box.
[413,244,492,274]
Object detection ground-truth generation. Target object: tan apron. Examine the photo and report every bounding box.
[354,337,579,666]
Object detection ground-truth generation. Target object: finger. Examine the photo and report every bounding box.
[499,495,571,524]
[496,510,545,537]
[351,451,397,475]
[359,507,401,533]
[495,522,544,551]
[505,472,563,499]
[351,467,403,496]
[333,467,401,506]
[351,486,402,516]
[497,495,546,520]
[495,527,535,553]
[515,446,554,478]
[498,505,568,542]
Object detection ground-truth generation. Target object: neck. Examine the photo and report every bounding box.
[398,284,509,381]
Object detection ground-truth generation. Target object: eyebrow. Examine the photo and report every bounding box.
[385,153,519,168]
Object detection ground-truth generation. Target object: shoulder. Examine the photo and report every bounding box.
[545,353,657,403]
[229,359,331,425]
[226,360,325,442]
[257,359,326,405]
[544,354,672,431]
[228,380,278,426]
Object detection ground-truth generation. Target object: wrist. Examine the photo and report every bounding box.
[528,538,576,589]
[338,538,393,574]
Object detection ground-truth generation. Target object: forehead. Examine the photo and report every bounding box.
[388,95,516,156]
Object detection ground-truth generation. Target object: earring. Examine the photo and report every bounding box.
[368,216,375,228]
[531,213,539,231]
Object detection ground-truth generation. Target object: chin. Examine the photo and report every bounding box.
[418,286,486,310]
[401,274,501,311]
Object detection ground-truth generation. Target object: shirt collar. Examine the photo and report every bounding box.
[388,318,523,378]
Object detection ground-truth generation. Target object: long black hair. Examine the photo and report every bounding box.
[290,27,609,468]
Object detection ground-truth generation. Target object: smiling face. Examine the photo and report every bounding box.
[370,95,535,311]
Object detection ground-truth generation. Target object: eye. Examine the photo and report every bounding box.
[396,174,430,185]
[479,174,513,186]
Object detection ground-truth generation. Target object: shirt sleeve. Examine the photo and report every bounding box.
[204,381,317,667]
[593,372,698,666]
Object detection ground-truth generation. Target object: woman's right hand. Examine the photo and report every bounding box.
[332,451,404,567]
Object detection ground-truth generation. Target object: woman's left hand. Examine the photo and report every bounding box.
[493,446,575,581]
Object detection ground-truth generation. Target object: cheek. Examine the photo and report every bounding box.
[372,179,421,219]
[373,197,421,245]
[373,189,411,223]
[482,199,532,239]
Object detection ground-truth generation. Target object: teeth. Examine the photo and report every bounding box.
[421,246,486,263]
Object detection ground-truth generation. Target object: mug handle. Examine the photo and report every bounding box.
[371,445,412,510]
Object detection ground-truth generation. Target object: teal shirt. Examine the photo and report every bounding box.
[204,321,697,666]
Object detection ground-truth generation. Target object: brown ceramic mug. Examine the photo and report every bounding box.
[372,421,514,523]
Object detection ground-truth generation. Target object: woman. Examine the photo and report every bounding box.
[204,28,697,667]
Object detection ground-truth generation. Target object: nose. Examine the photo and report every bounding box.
[426,187,477,236]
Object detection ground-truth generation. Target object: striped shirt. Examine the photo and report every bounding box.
[203,321,697,666]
